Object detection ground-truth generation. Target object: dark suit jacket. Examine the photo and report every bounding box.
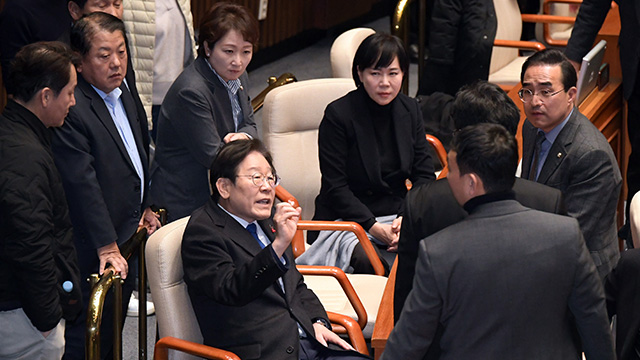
[604,249,640,360]
[383,200,614,360]
[395,177,565,321]
[313,87,435,233]
[521,109,622,278]
[52,75,149,273]
[151,56,257,221]
[565,0,640,99]
[182,200,328,360]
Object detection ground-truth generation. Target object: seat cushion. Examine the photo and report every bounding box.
[302,274,387,338]
[488,56,528,86]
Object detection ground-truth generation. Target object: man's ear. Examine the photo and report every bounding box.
[567,86,578,105]
[39,88,52,108]
[467,173,485,197]
[216,178,231,200]
[68,1,84,21]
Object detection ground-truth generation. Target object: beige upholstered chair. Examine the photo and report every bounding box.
[146,217,203,360]
[262,78,356,221]
[535,0,580,46]
[330,28,376,78]
[262,78,389,338]
[146,217,369,359]
[489,0,546,89]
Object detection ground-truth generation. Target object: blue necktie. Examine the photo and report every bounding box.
[246,223,265,249]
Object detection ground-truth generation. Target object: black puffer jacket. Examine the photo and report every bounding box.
[0,100,82,331]
[419,0,497,96]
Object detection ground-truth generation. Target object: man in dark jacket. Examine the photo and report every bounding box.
[0,41,82,360]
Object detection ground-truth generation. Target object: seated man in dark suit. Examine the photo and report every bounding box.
[51,12,161,359]
[603,249,640,360]
[383,123,614,360]
[395,81,565,322]
[181,139,370,360]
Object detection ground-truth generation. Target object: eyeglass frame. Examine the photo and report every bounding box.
[236,172,281,188]
[517,88,565,103]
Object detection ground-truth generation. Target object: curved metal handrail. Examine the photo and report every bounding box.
[86,227,148,360]
[251,72,297,112]
[392,0,427,95]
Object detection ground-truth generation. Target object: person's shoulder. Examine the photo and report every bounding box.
[408,179,450,203]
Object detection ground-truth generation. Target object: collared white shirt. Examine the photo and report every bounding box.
[92,85,145,202]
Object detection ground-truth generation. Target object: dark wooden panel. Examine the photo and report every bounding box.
[190,0,382,51]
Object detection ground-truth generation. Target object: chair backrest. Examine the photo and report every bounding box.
[490,0,523,74]
[330,28,376,78]
[146,217,202,360]
[262,78,357,220]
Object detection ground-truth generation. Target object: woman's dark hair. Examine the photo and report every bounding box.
[198,2,260,58]
[450,123,518,194]
[8,41,78,102]
[520,49,577,90]
[351,33,409,87]
[210,139,275,201]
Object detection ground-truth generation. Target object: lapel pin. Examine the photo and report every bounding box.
[270,224,276,233]
[557,152,563,158]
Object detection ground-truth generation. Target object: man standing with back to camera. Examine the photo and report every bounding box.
[383,123,614,359]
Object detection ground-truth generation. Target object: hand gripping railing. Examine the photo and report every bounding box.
[86,209,167,360]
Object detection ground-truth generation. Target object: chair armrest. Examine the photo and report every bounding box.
[426,134,448,179]
[297,220,386,276]
[327,312,369,356]
[154,337,240,360]
[371,261,398,360]
[493,39,546,52]
[275,185,307,257]
[297,265,368,330]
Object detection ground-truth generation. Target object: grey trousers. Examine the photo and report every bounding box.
[0,308,65,360]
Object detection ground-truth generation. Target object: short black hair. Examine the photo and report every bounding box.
[210,139,275,201]
[7,41,78,102]
[70,11,125,56]
[451,123,517,193]
[520,49,577,90]
[351,33,409,87]
[452,81,520,136]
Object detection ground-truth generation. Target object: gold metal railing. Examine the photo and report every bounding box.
[251,72,297,112]
[392,0,427,95]
[86,209,166,360]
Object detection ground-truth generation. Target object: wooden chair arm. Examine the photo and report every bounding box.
[297,220,386,276]
[426,134,448,179]
[274,185,307,257]
[327,312,369,356]
[371,261,398,360]
[493,39,546,52]
[154,337,240,360]
[275,185,300,208]
[297,265,368,330]
[521,13,576,24]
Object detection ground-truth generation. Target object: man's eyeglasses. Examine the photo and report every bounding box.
[236,173,281,188]
[518,88,564,103]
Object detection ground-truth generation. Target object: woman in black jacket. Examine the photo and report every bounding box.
[297,34,436,274]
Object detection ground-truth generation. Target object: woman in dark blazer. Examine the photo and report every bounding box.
[303,33,436,274]
[151,3,259,222]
